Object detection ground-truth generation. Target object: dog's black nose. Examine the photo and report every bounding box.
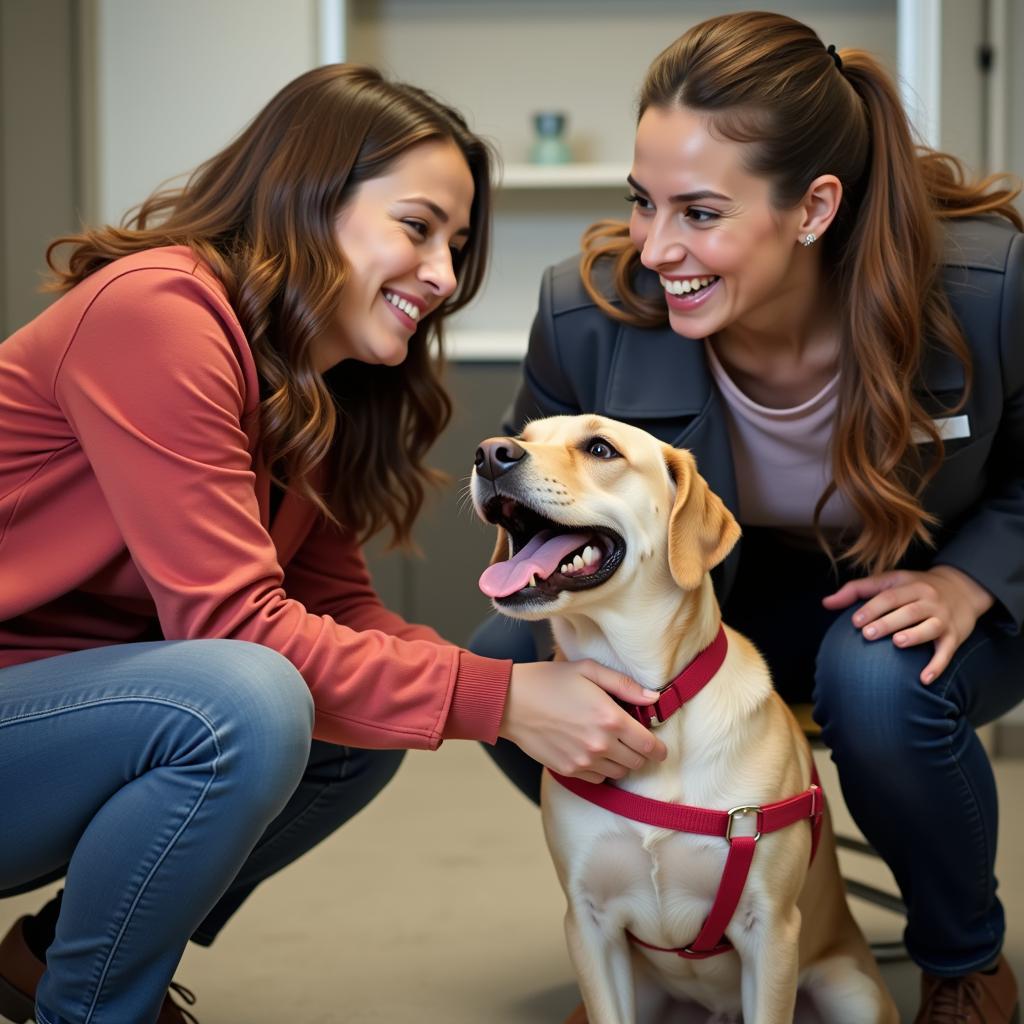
[474,437,527,481]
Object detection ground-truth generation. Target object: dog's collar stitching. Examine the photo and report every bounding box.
[618,624,728,728]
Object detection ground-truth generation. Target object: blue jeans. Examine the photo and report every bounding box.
[814,612,1024,975]
[471,530,1024,977]
[0,640,404,1023]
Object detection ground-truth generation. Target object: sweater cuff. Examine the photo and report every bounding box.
[442,650,512,743]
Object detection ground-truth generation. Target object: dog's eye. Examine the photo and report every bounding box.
[586,438,620,460]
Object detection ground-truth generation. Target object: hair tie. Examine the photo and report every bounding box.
[826,44,843,71]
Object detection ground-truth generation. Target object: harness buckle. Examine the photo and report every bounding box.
[678,941,732,959]
[808,783,823,820]
[725,804,763,842]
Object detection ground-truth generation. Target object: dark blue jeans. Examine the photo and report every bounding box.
[471,529,1024,977]
[0,640,404,1023]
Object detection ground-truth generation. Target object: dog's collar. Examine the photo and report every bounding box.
[619,624,728,728]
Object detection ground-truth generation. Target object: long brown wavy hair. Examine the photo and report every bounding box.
[581,11,1021,573]
[46,64,495,546]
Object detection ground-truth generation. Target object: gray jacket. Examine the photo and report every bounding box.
[504,217,1024,633]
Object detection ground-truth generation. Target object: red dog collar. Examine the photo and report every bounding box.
[618,625,728,727]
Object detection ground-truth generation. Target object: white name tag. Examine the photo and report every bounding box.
[912,414,971,444]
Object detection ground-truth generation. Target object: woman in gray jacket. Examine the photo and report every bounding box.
[475,12,1024,1023]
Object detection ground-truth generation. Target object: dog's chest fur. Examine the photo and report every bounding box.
[543,770,753,1009]
[541,644,807,1009]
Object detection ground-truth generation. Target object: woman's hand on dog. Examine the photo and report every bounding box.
[823,566,994,684]
[501,661,668,782]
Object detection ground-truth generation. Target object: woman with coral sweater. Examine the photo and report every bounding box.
[0,65,665,1024]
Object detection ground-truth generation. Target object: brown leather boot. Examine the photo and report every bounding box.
[0,918,41,1023]
[563,1001,588,1024]
[915,954,1020,1023]
[0,916,199,1023]
[159,982,199,1024]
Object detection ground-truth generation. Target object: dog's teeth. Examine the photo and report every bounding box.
[560,563,571,574]
[528,573,538,588]
[573,554,585,570]
[583,545,599,565]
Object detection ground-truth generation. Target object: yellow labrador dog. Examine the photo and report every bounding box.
[471,415,898,1024]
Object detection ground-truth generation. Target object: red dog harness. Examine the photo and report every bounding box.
[548,625,824,959]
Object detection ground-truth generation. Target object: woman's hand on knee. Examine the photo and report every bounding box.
[499,661,668,782]
[823,566,994,684]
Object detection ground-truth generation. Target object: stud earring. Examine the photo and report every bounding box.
[802,232,817,247]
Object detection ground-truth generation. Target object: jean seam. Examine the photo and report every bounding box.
[932,632,1000,954]
[1,693,218,734]
[15,695,224,1024]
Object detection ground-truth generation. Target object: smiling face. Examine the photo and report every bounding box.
[317,138,475,371]
[628,105,810,341]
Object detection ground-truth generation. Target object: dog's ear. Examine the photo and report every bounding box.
[490,526,511,567]
[665,448,741,590]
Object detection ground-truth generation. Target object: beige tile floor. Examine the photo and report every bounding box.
[3,743,1022,1023]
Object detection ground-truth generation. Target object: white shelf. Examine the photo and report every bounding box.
[497,163,628,190]
[445,329,528,362]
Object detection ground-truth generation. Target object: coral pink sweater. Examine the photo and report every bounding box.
[0,247,510,749]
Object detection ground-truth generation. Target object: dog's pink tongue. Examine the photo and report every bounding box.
[479,531,590,599]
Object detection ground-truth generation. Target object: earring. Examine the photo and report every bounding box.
[802,232,817,247]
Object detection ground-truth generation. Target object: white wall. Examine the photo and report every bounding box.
[86,0,319,225]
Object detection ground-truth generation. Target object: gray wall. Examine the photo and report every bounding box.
[83,0,317,226]
[0,0,79,336]
[364,362,520,648]
[1011,0,1024,185]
